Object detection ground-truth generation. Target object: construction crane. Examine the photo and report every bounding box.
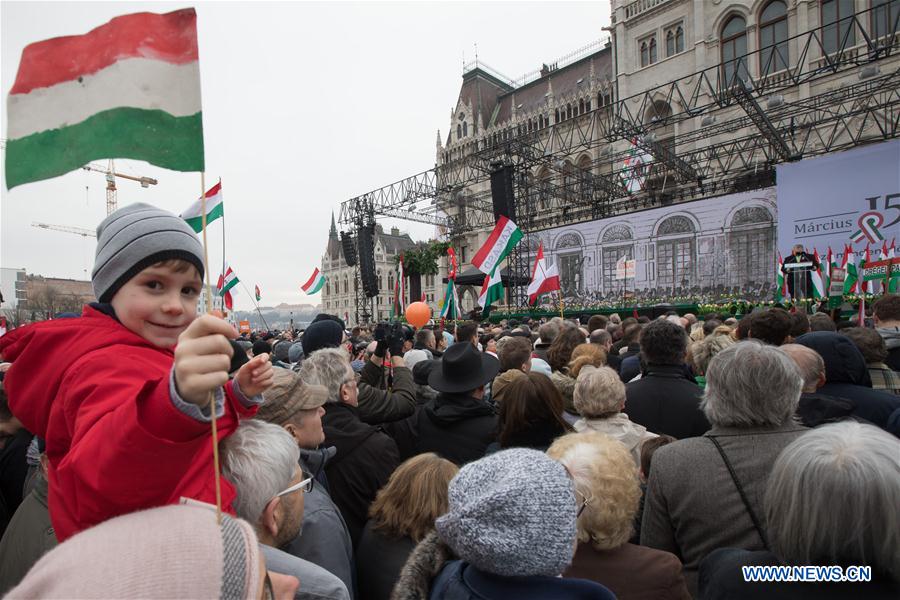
[82,160,159,215]
[31,222,96,237]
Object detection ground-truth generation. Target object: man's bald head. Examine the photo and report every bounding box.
[780,343,825,393]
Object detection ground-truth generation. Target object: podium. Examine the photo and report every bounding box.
[783,261,813,299]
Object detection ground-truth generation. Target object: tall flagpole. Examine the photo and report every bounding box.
[219,177,225,277]
[200,171,224,525]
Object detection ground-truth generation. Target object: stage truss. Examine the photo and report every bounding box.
[340,6,900,322]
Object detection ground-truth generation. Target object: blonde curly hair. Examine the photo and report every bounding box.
[567,343,607,378]
[547,431,641,550]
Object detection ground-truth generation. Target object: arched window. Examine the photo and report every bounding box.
[649,38,658,63]
[821,0,856,55]
[579,98,585,114]
[721,15,749,84]
[759,1,789,74]
[666,30,676,56]
[462,121,468,137]
[640,41,650,67]
[676,26,684,53]
[601,225,635,295]
[728,206,775,287]
[537,167,552,211]
[456,124,462,140]
[655,216,696,292]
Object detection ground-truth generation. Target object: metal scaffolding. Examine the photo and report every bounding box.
[340,5,899,319]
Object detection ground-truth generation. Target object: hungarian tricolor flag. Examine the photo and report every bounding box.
[217,265,238,311]
[527,243,561,305]
[472,216,523,276]
[811,249,826,299]
[181,181,223,233]
[447,247,458,280]
[844,246,859,295]
[6,9,204,189]
[301,268,326,295]
[440,280,460,320]
[254,285,261,302]
[775,253,788,302]
[477,268,504,318]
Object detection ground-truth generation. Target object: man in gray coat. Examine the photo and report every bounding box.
[640,341,808,596]
[255,368,356,598]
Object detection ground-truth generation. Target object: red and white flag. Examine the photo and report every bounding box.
[527,243,561,305]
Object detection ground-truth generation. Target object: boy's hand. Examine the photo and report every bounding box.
[174,314,236,407]
[235,353,274,398]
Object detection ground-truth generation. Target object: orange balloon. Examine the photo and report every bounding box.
[405,301,431,329]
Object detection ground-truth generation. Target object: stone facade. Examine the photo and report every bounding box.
[320,214,446,324]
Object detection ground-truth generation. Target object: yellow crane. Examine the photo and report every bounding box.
[82,160,159,215]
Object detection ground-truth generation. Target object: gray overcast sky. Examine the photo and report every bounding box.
[1,0,611,309]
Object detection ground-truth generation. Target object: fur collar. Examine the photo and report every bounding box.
[390,531,455,600]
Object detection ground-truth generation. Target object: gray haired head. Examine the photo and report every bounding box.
[220,419,300,526]
[299,347,352,403]
[701,340,802,427]
[765,422,900,579]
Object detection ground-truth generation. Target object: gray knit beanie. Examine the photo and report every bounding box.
[434,448,577,577]
[92,202,205,303]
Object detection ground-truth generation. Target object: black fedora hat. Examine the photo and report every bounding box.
[428,342,499,394]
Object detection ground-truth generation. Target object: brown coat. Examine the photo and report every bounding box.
[565,542,690,600]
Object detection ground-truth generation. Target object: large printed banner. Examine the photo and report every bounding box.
[534,188,777,303]
[776,140,900,261]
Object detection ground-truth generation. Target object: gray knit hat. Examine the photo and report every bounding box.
[435,448,577,577]
[92,203,205,303]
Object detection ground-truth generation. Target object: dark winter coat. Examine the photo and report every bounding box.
[795,332,900,430]
[323,402,400,548]
[356,521,417,600]
[565,541,690,600]
[357,359,417,425]
[0,474,56,595]
[385,393,497,466]
[624,364,711,439]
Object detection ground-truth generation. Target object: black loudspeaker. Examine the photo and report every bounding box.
[490,165,516,222]
[340,231,357,266]
[358,224,378,298]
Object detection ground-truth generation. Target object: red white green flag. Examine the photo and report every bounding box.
[181,182,223,233]
[472,216,523,276]
[254,285,261,302]
[217,265,238,311]
[5,9,204,189]
[301,268,326,295]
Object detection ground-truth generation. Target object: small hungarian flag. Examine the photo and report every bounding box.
[527,243,561,305]
[447,247,458,280]
[440,279,460,319]
[181,181,223,233]
[811,249,826,299]
[478,267,504,318]
[254,284,261,302]
[6,9,204,189]
[301,268,326,294]
[472,216,523,276]
[217,265,238,311]
[775,253,788,302]
[844,246,859,295]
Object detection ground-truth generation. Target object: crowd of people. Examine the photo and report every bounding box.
[0,203,898,599]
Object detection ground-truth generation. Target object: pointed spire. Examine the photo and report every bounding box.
[436,129,443,149]
[329,211,338,238]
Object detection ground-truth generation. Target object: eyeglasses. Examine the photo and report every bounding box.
[576,488,593,518]
[275,475,313,498]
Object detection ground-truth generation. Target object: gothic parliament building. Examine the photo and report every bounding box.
[323,0,899,322]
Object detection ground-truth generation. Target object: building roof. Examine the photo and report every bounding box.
[447,43,613,145]
[326,223,417,262]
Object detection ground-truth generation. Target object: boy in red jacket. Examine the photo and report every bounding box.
[0,203,273,542]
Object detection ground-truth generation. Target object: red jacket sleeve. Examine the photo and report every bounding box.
[48,350,247,539]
